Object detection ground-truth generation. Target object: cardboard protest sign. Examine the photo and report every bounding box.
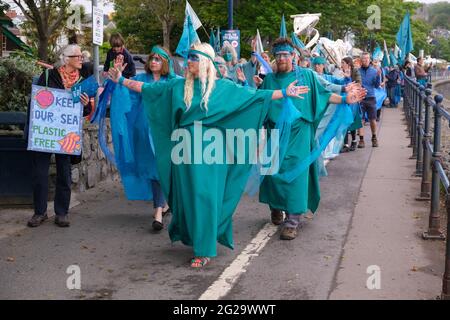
[27,85,83,155]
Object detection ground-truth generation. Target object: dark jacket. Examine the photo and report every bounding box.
[103,47,136,79]
[386,69,400,88]
[36,64,93,117]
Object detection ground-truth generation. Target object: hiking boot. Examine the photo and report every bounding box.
[280,226,298,240]
[27,214,48,228]
[372,136,379,147]
[350,141,358,151]
[271,209,284,225]
[54,215,70,227]
[358,140,365,148]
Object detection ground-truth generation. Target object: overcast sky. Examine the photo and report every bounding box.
[4,0,115,15]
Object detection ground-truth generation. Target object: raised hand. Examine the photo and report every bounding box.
[346,86,367,104]
[108,66,122,83]
[236,67,246,83]
[253,75,263,87]
[287,80,310,99]
[114,54,124,68]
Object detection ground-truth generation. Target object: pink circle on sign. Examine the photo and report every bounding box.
[232,41,238,48]
[35,89,54,109]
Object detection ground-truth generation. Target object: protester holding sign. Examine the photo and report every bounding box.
[27,44,94,228]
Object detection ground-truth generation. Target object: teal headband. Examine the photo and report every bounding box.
[188,49,223,78]
[272,43,294,55]
[312,56,327,65]
[151,45,176,79]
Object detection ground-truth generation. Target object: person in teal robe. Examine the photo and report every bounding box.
[106,42,310,267]
[256,38,366,241]
[112,46,179,231]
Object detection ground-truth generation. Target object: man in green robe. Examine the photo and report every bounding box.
[255,38,366,240]
[107,42,310,267]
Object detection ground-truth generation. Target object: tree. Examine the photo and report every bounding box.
[114,0,184,50]
[11,0,73,62]
[428,1,450,24]
[0,0,10,16]
[112,0,432,58]
[432,36,450,61]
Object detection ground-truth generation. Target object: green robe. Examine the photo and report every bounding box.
[259,69,332,214]
[141,78,273,257]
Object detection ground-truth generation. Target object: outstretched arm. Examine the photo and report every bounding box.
[108,62,144,93]
[328,82,367,104]
[271,80,310,100]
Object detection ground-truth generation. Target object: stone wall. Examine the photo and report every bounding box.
[70,120,119,193]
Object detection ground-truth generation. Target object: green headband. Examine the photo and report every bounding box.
[188,49,223,79]
[151,45,176,79]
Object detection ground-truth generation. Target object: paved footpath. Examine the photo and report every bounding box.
[0,106,445,300]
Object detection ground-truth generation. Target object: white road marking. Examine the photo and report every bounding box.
[198,158,331,300]
[199,222,278,300]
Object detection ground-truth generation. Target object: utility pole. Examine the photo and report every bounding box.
[228,0,233,30]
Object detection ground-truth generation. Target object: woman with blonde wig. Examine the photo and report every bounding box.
[107,43,309,267]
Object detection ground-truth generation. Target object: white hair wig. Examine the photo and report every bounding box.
[184,42,217,112]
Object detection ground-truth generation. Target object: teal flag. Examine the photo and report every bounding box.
[372,45,383,61]
[209,29,216,49]
[214,27,221,53]
[175,15,200,58]
[291,32,306,49]
[389,49,398,66]
[396,12,414,62]
[280,14,287,38]
[382,51,390,67]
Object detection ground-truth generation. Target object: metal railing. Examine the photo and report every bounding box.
[429,69,450,82]
[404,75,450,300]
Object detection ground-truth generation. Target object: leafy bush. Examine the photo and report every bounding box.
[0,53,42,113]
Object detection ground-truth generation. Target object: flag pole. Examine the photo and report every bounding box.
[201,25,210,40]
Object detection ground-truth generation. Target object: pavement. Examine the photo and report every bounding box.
[0,105,446,300]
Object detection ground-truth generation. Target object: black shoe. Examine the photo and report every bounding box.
[358,140,365,148]
[54,215,70,227]
[341,144,350,153]
[152,220,163,231]
[27,214,48,228]
[372,136,379,147]
[162,208,171,217]
[350,141,357,151]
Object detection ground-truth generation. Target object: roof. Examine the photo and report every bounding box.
[0,24,31,53]
[0,15,13,27]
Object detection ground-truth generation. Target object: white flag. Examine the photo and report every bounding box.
[256,29,264,54]
[186,1,202,30]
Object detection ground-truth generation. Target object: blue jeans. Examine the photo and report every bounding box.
[151,180,166,208]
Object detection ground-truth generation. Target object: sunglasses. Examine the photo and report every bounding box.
[150,56,163,64]
[187,54,200,62]
[275,53,292,61]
